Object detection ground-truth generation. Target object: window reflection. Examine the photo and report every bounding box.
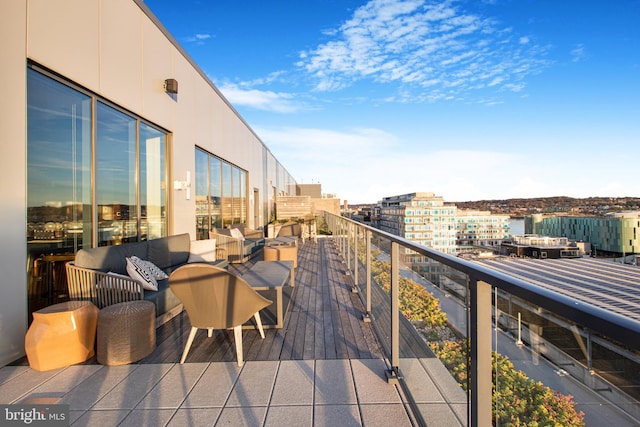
[140,123,166,240]
[27,69,92,315]
[195,148,247,238]
[96,103,137,246]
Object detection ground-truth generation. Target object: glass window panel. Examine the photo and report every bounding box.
[209,157,222,229]
[26,69,92,314]
[195,149,209,239]
[240,170,247,224]
[232,166,241,224]
[96,102,137,245]
[221,162,232,226]
[140,123,166,240]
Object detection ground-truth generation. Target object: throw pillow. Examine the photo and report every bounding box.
[229,227,245,241]
[139,258,169,280]
[126,256,158,291]
[188,239,217,263]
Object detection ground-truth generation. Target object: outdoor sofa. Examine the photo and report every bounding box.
[66,233,228,325]
[209,224,265,263]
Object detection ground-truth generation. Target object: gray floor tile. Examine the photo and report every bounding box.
[399,358,445,403]
[264,405,312,427]
[119,408,176,427]
[182,362,242,408]
[24,365,102,394]
[92,364,173,410]
[167,408,221,426]
[0,366,31,385]
[351,359,402,404]
[70,409,130,426]
[314,404,361,427]
[360,403,413,427]
[136,362,208,409]
[59,365,138,410]
[0,366,62,404]
[270,360,314,406]
[225,361,278,407]
[314,360,357,405]
[215,406,267,426]
[417,358,467,403]
[416,402,465,427]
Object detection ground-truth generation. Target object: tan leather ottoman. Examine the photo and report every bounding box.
[97,300,156,366]
[25,301,99,371]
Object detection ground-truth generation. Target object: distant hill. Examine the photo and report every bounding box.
[450,196,640,217]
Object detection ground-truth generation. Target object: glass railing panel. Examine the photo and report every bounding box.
[493,289,639,426]
[323,212,640,426]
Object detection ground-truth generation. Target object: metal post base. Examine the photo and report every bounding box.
[362,313,372,323]
[385,368,400,385]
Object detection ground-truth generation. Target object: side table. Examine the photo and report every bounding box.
[25,301,99,372]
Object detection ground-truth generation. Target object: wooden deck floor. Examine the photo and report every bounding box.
[141,237,385,365]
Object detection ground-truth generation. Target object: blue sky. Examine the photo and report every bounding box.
[145,0,640,204]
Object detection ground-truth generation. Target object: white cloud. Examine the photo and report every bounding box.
[184,33,212,45]
[297,0,550,100]
[571,43,587,62]
[218,84,305,113]
[253,125,568,203]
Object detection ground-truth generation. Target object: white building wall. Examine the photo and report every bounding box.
[0,0,295,366]
[0,0,29,367]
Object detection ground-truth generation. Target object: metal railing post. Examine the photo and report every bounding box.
[470,278,492,426]
[363,229,372,322]
[346,222,352,276]
[352,225,359,292]
[386,241,400,384]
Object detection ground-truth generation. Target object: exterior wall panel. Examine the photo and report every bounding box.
[1,0,28,367]
[100,0,144,112]
[28,0,100,92]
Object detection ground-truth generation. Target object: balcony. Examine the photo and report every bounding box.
[2,212,640,426]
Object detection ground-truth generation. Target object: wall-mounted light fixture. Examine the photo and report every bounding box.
[174,171,191,199]
[164,78,178,94]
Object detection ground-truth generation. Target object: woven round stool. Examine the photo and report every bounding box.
[97,300,156,366]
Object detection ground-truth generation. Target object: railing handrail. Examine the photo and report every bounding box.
[324,211,640,350]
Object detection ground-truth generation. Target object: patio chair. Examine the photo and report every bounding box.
[168,264,272,366]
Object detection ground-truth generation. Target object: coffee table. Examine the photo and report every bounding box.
[241,260,293,329]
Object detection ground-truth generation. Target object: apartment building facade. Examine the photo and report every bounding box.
[1,0,297,366]
[377,192,458,255]
[455,209,510,248]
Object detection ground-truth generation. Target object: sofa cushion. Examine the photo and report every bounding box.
[148,233,190,270]
[74,241,148,274]
[143,279,181,318]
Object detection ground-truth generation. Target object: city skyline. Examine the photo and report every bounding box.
[145,0,640,204]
